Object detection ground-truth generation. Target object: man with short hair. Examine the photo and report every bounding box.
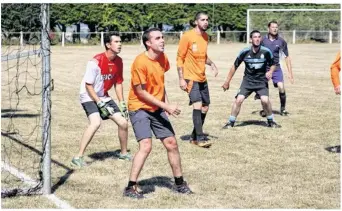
[256,20,294,117]
[177,11,218,148]
[221,30,280,128]
[71,33,131,167]
[123,28,192,199]
[330,51,341,95]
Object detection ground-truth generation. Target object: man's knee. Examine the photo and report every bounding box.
[139,139,152,154]
[235,96,245,106]
[277,82,285,92]
[260,96,269,105]
[162,137,178,151]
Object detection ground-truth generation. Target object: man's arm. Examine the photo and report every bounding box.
[266,65,276,80]
[177,35,188,90]
[114,83,124,102]
[134,84,180,117]
[222,65,237,91]
[330,52,341,95]
[85,83,101,103]
[164,88,169,104]
[284,56,294,84]
[206,57,218,77]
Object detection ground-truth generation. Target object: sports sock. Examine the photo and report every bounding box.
[229,115,236,123]
[266,114,274,121]
[279,92,286,111]
[127,181,137,188]
[175,176,184,186]
[193,109,203,138]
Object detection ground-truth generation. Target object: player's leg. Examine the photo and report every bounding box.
[200,81,210,133]
[106,100,131,160]
[258,87,280,128]
[222,85,251,129]
[272,68,288,115]
[124,110,152,199]
[72,102,102,167]
[151,110,192,194]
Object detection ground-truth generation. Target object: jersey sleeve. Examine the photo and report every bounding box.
[176,35,189,68]
[114,59,124,84]
[281,40,289,57]
[330,52,341,88]
[131,60,147,86]
[84,60,99,85]
[164,54,170,72]
[266,51,275,66]
[234,50,246,69]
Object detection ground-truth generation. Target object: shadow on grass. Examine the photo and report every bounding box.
[1,131,74,194]
[180,133,218,141]
[251,110,282,116]
[138,176,174,194]
[325,145,340,153]
[88,149,131,161]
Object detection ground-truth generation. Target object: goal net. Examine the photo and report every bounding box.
[247,8,341,44]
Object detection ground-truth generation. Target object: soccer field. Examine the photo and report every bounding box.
[1,43,340,208]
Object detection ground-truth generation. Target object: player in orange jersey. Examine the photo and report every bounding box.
[123,28,193,199]
[331,51,341,95]
[177,11,218,148]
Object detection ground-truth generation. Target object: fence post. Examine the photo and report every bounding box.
[20,31,24,47]
[292,30,296,44]
[101,32,104,47]
[180,31,183,38]
[140,31,144,47]
[217,30,220,44]
[61,32,65,47]
[329,30,333,44]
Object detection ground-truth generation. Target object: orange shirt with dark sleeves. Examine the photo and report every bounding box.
[177,29,208,82]
[128,52,170,112]
[331,51,341,88]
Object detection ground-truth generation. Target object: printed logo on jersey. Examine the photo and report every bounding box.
[260,54,264,59]
[102,74,115,80]
[192,42,198,52]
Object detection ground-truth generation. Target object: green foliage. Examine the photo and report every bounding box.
[1,3,340,34]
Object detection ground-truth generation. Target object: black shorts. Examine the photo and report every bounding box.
[129,109,175,142]
[185,80,210,106]
[236,81,269,99]
[81,100,120,120]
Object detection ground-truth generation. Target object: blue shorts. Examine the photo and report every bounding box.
[270,67,284,87]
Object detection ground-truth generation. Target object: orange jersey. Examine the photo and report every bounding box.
[177,29,208,82]
[330,51,341,88]
[128,52,170,112]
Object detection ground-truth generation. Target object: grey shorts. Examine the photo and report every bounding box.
[129,109,175,142]
[236,81,269,99]
[81,100,120,120]
[185,80,210,106]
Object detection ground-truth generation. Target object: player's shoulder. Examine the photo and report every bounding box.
[114,55,123,63]
[133,52,148,66]
[277,36,287,43]
[238,47,250,56]
[260,46,272,55]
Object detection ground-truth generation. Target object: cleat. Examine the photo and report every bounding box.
[70,156,87,168]
[280,110,289,116]
[267,120,281,128]
[116,152,132,161]
[123,185,144,199]
[222,121,234,129]
[173,181,193,194]
[190,140,212,148]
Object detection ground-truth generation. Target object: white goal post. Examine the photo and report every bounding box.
[246,8,341,44]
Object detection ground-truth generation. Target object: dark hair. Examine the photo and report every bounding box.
[142,28,161,50]
[268,20,278,27]
[104,32,120,50]
[189,11,208,27]
[250,30,261,38]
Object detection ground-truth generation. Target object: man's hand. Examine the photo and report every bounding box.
[179,79,187,91]
[266,71,272,80]
[334,85,341,95]
[211,63,218,77]
[165,104,181,118]
[222,81,230,92]
[288,75,294,84]
[97,100,115,118]
[118,101,129,120]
